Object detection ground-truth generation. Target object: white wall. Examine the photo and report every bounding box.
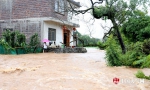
[43,21,62,46]
[42,21,74,46]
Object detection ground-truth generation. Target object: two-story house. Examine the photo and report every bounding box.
[0,0,80,47]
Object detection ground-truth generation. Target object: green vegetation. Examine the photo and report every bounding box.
[93,6,109,19]
[105,34,150,68]
[105,35,122,66]
[142,39,150,55]
[0,30,42,54]
[29,33,40,47]
[122,15,150,42]
[2,30,26,48]
[76,31,109,49]
[97,41,106,50]
[135,70,150,80]
[76,31,100,47]
[104,8,150,68]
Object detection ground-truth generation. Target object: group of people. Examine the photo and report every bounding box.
[43,41,57,53]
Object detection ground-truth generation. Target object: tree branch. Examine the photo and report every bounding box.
[102,26,114,40]
[68,0,103,15]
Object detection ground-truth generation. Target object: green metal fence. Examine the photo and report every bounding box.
[0,44,5,54]
[0,44,42,55]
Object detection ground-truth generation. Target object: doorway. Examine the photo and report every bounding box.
[63,30,70,47]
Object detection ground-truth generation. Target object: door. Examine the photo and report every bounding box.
[63,30,70,47]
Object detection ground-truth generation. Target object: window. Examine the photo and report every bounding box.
[55,0,65,14]
[48,28,56,41]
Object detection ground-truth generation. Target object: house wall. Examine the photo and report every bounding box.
[43,21,63,46]
[0,18,74,46]
[0,0,68,21]
[43,21,74,46]
[0,19,41,43]
[0,0,78,46]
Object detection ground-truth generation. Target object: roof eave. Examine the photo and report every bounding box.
[67,0,81,7]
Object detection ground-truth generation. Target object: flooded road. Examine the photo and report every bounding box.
[0,48,150,90]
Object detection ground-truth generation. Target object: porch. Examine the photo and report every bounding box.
[46,47,87,53]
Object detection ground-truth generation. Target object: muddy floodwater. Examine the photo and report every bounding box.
[0,48,150,90]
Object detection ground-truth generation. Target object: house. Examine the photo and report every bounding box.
[0,0,80,47]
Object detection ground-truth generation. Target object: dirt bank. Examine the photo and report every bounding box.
[0,48,150,90]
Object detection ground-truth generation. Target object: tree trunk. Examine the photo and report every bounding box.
[111,17,126,54]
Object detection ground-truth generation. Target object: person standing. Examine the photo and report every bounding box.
[43,42,48,53]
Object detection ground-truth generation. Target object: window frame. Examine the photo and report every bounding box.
[48,28,56,41]
[54,0,65,15]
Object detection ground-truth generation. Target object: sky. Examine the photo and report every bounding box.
[74,0,113,40]
[76,14,112,39]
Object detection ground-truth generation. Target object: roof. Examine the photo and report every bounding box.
[67,0,81,7]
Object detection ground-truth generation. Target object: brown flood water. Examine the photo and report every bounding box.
[0,48,150,90]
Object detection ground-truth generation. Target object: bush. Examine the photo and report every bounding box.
[2,30,26,48]
[105,35,122,66]
[0,38,12,54]
[29,33,40,46]
[106,45,122,66]
[2,30,11,45]
[16,32,26,47]
[140,55,150,68]
[135,70,150,80]
[131,53,150,68]
[120,51,133,66]
[1,30,41,54]
[135,70,146,78]
[97,41,106,50]
[10,31,16,48]
[143,39,150,55]
[120,41,146,68]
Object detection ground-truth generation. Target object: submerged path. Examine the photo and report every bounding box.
[0,48,150,90]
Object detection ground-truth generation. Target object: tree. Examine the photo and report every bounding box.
[68,0,150,54]
[76,31,100,47]
[122,14,150,42]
